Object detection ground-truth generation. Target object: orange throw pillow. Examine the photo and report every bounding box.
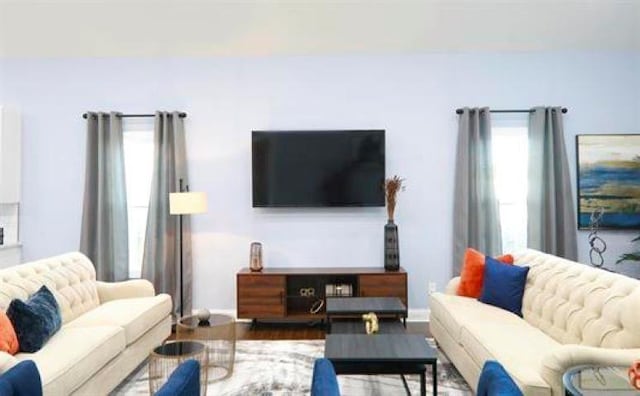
[0,311,19,355]
[457,248,514,298]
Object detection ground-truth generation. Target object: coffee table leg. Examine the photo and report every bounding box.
[432,362,437,396]
[400,374,411,395]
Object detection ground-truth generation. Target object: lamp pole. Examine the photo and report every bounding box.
[169,181,207,324]
[178,178,185,319]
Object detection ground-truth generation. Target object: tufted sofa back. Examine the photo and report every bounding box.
[515,249,640,349]
[0,252,100,324]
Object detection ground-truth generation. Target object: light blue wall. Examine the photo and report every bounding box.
[1,52,639,313]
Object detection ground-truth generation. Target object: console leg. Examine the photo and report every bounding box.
[250,319,257,330]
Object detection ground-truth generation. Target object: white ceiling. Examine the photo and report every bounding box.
[0,0,639,57]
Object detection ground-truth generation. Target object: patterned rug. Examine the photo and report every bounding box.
[112,339,472,395]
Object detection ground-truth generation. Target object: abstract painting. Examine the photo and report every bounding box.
[577,134,640,229]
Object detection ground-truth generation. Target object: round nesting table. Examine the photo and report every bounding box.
[148,340,208,395]
[563,365,637,395]
[177,312,236,382]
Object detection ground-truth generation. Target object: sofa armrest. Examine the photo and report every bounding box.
[445,277,461,295]
[96,279,156,303]
[541,344,640,395]
[0,352,18,374]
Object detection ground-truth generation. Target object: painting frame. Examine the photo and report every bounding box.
[576,134,640,230]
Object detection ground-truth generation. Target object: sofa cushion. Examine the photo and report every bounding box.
[460,320,558,395]
[430,292,525,344]
[15,325,125,394]
[7,286,62,353]
[64,294,171,345]
[479,257,529,317]
[0,312,19,355]
[0,253,100,325]
[515,249,640,348]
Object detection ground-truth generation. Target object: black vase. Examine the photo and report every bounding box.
[384,220,400,271]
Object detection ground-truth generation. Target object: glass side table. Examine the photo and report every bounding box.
[149,340,208,395]
[563,365,637,396]
[177,312,236,382]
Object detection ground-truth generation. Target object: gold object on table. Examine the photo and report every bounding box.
[362,312,379,335]
[149,340,208,395]
[177,312,236,382]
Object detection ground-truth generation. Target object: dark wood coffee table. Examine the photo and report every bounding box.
[325,334,437,396]
[325,297,407,332]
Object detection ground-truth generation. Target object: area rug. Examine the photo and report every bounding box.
[112,339,472,395]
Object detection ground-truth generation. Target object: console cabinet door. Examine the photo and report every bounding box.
[359,274,407,307]
[237,275,286,318]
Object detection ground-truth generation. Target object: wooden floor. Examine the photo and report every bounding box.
[235,320,431,340]
[169,321,431,341]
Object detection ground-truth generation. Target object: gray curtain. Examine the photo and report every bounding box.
[453,107,502,273]
[528,107,577,260]
[142,111,191,318]
[80,112,129,281]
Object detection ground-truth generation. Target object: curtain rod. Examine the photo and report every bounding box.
[82,112,187,119]
[455,108,568,115]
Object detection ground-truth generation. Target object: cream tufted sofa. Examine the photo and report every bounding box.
[430,249,640,395]
[0,252,172,395]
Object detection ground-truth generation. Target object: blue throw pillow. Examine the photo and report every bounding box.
[479,257,529,317]
[477,360,523,396]
[311,358,340,396]
[155,359,200,396]
[7,286,62,353]
[0,360,43,396]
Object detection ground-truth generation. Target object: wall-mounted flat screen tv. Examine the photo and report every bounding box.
[252,130,385,207]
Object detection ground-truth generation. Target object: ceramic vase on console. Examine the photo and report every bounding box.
[250,242,263,272]
[384,220,400,271]
[384,176,403,271]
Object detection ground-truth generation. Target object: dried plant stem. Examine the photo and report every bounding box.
[385,175,404,221]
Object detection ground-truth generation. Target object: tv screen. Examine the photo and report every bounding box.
[252,130,385,207]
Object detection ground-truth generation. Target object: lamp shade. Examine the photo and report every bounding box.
[169,192,208,215]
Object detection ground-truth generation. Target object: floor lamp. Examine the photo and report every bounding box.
[169,180,207,319]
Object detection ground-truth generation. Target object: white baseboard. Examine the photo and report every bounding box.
[407,308,430,322]
[199,308,431,323]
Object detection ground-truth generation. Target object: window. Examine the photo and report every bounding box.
[492,118,528,253]
[123,119,154,278]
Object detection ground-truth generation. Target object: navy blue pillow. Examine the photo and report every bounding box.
[479,257,529,317]
[0,360,43,396]
[477,360,523,396]
[311,358,340,396]
[6,286,62,353]
[155,359,200,396]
